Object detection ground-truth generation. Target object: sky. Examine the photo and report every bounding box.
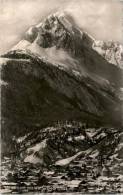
[0,0,122,54]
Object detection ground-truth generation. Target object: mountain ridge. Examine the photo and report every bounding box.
[12,12,123,69]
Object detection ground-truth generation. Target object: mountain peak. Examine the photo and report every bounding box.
[48,11,66,19]
[36,11,67,28]
[21,11,94,57]
[11,11,123,69]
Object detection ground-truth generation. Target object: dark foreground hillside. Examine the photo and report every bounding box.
[1,49,122,148]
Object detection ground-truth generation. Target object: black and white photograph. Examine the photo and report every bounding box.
[0,0,123,194]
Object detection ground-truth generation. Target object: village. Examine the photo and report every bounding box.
[1,122,123,193]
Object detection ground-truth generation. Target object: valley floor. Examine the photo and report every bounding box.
[1,123,123,194]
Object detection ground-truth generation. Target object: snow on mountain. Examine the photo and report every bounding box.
[24,139,47,164]
[11,12,94,59]
[12,40,31,50]
[9,12,123,90]
[12,12,123,69]
[93,40,123,69]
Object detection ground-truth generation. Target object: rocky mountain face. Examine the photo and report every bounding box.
[93,41,123,69]
[12,12,123,71]
[1,50,121,146]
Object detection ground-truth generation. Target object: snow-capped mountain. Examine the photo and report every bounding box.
[10,12,123,88]
[11,12,95,73]
[93,41,123,69]
[12,12,123,70]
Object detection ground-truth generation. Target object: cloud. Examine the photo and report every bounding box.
[65,0,122,41]
[0,0,122,54]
